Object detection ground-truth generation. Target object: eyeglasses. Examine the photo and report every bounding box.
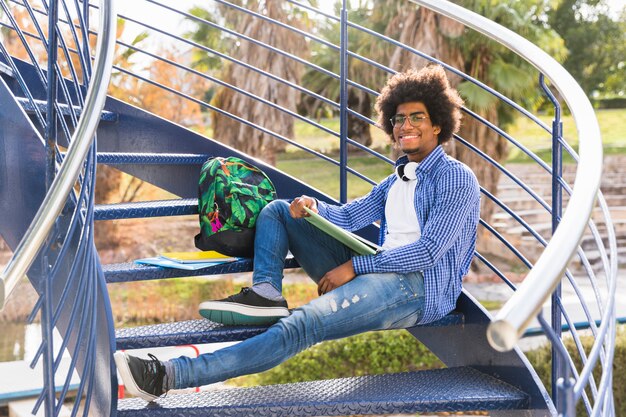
[390,112,430,128]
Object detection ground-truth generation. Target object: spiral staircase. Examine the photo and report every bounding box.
[0,0,618,416]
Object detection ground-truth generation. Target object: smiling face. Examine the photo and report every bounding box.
[392,101,441,163]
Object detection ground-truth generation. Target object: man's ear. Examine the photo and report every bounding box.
[433,125,441,135]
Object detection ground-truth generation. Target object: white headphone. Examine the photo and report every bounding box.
[396,161,419,181]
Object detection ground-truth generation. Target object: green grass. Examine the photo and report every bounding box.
[495,108,626,163]
[280,118,392,199]
[277,153,394,200]
[287,117,389,154]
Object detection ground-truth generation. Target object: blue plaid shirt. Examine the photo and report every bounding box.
[317,146,480,324]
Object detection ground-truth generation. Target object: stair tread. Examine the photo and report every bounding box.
[0,61,13,77]
[115,311,463,350]
[16,97,118,121]
[116,367,528,416]
[104,257,299,283]
[94,198,198,220]
[97,152,211,165]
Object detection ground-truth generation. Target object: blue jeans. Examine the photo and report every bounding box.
[170,200,426,388]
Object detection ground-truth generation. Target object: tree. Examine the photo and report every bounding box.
[452,1,565,223]
[549,0,626,98]
[382,1,565,226]
[1,6,47,62]
[299,1,382,151]
[187,1,310,165]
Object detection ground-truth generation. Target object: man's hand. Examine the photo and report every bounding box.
[317,260,356,295]
[289,195,318,218]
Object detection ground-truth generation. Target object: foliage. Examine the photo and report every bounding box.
[549,0,626,98]
[450,0,566,126]
[109,40,208,128]
[108,277,319,327]
[108,278,242,327]
[525,326,625,416]
[185,0,312,165]
[229,329,443,387]
[1,6,45,62]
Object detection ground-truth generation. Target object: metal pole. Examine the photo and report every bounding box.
[540,74,565,409]
[82,0,92,81]
[42,256,56,417]
[44,3,59,415]
[45,0,59,191]
[338,0,348,203]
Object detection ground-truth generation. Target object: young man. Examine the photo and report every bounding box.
[115,64,480,401]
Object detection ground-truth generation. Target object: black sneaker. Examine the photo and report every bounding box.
[114,352,167,402]
[199,287,289,326]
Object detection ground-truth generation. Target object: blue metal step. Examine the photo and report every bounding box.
[16,97,118,122]
[97,152,211,165]
[115,311,463,350]
[103,258,300,283]
[116,366,528,416]
[0,61,13,77]
[94,198,198,220]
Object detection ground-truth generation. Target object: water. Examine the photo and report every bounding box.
[0,323,45,363]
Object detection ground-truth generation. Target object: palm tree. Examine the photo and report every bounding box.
[383,0,565,224]
[203,0,310,165]
[299,2,382,151]
[451,1,564,222]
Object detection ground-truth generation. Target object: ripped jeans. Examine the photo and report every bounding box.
[171,200,426,389]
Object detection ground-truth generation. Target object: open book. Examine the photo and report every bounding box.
[160,251,238,264]
[303,207,379,256]
[134,251,239,270]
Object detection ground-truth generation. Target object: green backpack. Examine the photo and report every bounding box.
[194,157,277,258]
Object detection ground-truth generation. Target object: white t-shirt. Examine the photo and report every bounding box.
[382,162,421,250]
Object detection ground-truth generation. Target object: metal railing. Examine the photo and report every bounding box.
[0,0,118,416]
[0,0,116,310]
[0,0,616,415]
[103,1,616,414]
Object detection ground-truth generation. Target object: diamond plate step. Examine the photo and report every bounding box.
[97,152,211,165]
[16,97,118,121]
[94,198,198,221]
[103,257,299,283]
[116,319,267,350]
[115,311,463,350]
[116,367,528,416]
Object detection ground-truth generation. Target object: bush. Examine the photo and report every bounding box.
[230,330,443,387]
[525,326,625,417]
[595,98,626,109]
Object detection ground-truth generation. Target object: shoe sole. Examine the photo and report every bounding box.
[198,301,289,326]
[114,352,159,402]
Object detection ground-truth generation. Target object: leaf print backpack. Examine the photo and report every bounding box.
[195,156,277,258]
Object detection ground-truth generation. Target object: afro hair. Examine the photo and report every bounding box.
[375,65,463,144]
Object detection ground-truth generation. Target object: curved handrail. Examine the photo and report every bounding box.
[0,0,117,309]
[411,0,604,351]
